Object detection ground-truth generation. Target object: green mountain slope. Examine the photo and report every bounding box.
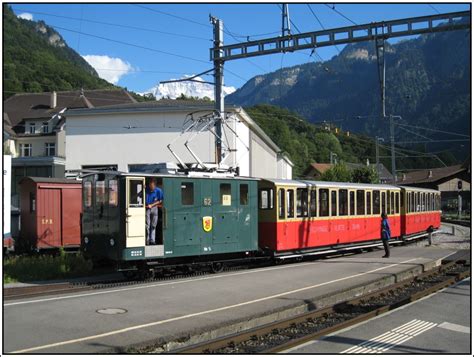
[3,5,114,97]
[229,26,470,162]
[247,104,456,178]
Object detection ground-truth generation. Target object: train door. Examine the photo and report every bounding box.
[200,179,213,253]
[37,188,61,248]
[125,177,146,248]
[172,179,201,255]
[212,180,238,247]
[237,181,253,250]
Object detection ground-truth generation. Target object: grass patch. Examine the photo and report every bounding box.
[4,249,93,283]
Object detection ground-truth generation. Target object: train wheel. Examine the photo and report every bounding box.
[210,262,224,273]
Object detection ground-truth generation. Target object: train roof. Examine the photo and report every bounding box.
[79,170,260,181]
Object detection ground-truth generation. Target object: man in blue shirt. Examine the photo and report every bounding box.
[381,212,391,258]
[145,178,163,245]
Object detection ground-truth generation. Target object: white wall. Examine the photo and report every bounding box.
[66,112,218,172]
[277,156,293,180]
[3,155,11,237]
[250,131,278,179]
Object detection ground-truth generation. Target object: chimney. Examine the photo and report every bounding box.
[402,173,406,181]
[50,91,57,109]
[428,170,433,178]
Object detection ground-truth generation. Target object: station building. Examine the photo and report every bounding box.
[64,100,293,180]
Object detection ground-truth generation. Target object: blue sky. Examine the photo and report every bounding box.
[11,3,470,93]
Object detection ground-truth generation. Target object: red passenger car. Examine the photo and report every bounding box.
[19,177,82,251]
[258,180,402,254]
[400,186,441,236]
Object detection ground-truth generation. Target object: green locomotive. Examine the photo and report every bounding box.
[81,171,259,276]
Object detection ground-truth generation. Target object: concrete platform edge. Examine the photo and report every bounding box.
[103,256,447,353]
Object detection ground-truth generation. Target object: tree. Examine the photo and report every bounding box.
[351,166,380,184]
[320,162,351,182]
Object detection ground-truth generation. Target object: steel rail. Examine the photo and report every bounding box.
[174,260,469,353]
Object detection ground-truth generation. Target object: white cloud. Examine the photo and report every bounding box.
[17,12,33,21]
[82,55,134,84]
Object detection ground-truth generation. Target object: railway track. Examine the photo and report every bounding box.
[173,260,470,354]
[3,235,457,302]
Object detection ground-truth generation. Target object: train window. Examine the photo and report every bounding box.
[416,192,421,212]
[220,183,232,206]
[395,192,400,214]
[390,192,395,214]
[30,193,36,213]
[381,192,386,214]
[310,190,317,217]
[373,190,380,215]
[108,180,118,206]
[181,182,194,206]
[319,189,329,217]
[436,194,441,210]
[330,191,337,216]
[84,181,92,208]
[287,190,294,218]
[129,180,144,207]
[278,189,285,219]
[297,188,309,218]
[350,191,355,215]
[431,193,435,211]
[339,189,348,216]
[410,192,415,213]
[96,180,106,205]
[240,184,248,205]
[387,191,391,215]
[259,188,274,210]
[366,191,372,215]
[356,190,365,215]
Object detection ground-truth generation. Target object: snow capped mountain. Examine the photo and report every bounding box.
[141,75,236,100]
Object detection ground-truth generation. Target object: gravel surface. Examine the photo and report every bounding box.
[432,224,471,250]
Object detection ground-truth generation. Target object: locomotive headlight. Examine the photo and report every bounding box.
[84,237,89,244]
[110,238,115,246]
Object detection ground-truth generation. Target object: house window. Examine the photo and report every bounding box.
[42,122,50,133]
[45,143,55,156]
[20,143,32,157]
[28,123,36,134]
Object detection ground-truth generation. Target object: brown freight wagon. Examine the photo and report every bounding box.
[19,177,82,251]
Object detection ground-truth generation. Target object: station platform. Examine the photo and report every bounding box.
[3,245,461,353]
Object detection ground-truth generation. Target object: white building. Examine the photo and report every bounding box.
[65,100,293,179]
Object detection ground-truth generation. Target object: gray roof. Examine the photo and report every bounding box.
[4,89,137,129]
[20,177,81,184]
[264,178,400,190]
[66,99,238,117]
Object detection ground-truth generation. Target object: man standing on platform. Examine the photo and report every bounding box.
[381,212,391,258]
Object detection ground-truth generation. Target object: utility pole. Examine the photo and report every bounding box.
[211,16,224,165]
[375,136,380,176]
[282,4,291,37]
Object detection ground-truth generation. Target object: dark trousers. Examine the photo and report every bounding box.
[382,239,390,257]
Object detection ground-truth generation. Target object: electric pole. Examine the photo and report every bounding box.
[211,16,224,165]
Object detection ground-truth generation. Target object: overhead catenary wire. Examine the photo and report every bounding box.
[41,24,249,83]
[133,4,211,29]
[324,4,359,26]
[12,8,211,41]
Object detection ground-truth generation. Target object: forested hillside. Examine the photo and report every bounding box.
[3,5,114,97]
[247,105,456,178]
[229,24,470,162]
